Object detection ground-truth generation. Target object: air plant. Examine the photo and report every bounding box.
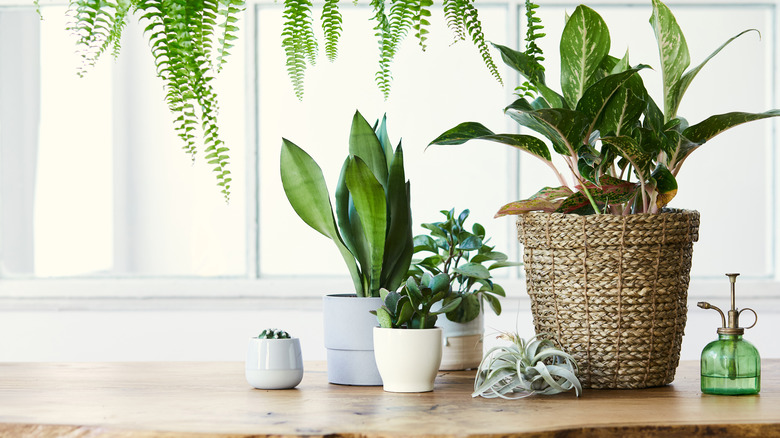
[473,332,582,398]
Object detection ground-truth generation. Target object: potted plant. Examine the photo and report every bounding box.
[408,208,519,370]
[371,273,461,392]
[280,110,413,385]
[429,0,779,388]
[245,329,304,390]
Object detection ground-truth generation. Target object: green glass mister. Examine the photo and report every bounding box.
[697,273,760,395]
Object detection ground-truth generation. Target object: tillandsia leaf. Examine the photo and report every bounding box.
[345,156,387,297]
[560,4,611,107]
[650,0,690,122]
[280,140,362,294]
[504,103,590,156]
[666,29,759,121]
[428,122,552,162]
[492,43,565,108]
[651,164,677,208]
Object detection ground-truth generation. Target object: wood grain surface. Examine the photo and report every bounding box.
[1,360,778,437]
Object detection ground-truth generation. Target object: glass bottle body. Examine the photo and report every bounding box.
[701,334,760,395]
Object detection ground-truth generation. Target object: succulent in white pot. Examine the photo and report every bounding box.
[371,273,460,392]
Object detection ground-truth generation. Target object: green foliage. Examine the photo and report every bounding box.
[283,0,502,99]
[473,333,582,398]
[371,273,461,329]
[280,111,414,297]
[408,209,520,323]
[430,0,780,216]
[66,0,244,202]
[258,328,291,339]
[282,0,318,99]
[515,0,545,99]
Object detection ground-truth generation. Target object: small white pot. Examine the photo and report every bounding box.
[245,337,304,390]
[373,327,442,393]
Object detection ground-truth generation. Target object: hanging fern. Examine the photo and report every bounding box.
[515,0,545,98]
[441,0,501,85]
[282,0,318,99]
[321,0,342,62]
[65,0,243,201]
[373,0,417,98]
[412,0,433,51]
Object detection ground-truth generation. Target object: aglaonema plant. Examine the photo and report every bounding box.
[371,273,461,329]
[408,208,520,324]
[280,111,413,297]
[430,0,780,216]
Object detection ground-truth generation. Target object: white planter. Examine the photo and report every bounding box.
[373,327,442,393]
[245,337,304,390]
[322,294,383,386]
[438,312,484,371]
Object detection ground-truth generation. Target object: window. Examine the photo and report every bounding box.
[0,0,778,305]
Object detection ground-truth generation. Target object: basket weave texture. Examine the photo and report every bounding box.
[517,209,700,389]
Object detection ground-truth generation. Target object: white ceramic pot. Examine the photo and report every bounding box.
[323,294,384,385]
[245,337,304,390]
[438,312,484,371]
[373,327,442,392]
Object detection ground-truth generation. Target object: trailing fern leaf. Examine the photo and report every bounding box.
[282,0,319,99]
[66,0,242,201]
[516,0,545,98]
[412,0,433,50]
[462,0,502,85]
[321,0,342,62]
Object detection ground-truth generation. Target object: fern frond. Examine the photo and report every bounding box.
[67,0,132,76]
[370,0,392,98]
[442,0,465,44]
[515,0,545,98]
[372,0,415,98]
[282,0,318,99]
[216,0,245,72]
[461,0,502,85]
[321,0,342,62]
[412,0,433,51]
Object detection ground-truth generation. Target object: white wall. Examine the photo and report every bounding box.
[2,298,777,363]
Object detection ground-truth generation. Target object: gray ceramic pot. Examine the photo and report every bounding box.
[322,294,383,386]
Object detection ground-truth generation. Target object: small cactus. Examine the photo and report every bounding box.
[258,329,291,339]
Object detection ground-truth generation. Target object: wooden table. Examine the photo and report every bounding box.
[1,360,778,437]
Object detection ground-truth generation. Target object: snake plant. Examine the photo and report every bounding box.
[282,0,502,99]
[473,333,582,399]
[372,273,461,329]
[280,111,413,297]
[63,0,245,201]
[408,208,520,324]
[430,0,780,216]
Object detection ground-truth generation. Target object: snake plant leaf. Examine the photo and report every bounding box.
[453,263,490,280]
[381,145,414,292]
[345,156,387,296]
[280,139,362,294]
[651,164,678,208]
[667,29,759,121]
[650,0,690,121]
[560,5,611,107]
[427,122,552,162]
[504,107,590,156]
[375,114,395,174]
[576,66,650,136]
[349,111,388,190]
[491,43,566,109]
[335,158,371,285]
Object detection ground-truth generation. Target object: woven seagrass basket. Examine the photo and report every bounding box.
[517,209,700,389]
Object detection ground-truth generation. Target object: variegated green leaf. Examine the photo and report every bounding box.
[428,121,552,162]
[577,66,649,136]
[492,42,566,108]
[601,135,654,175]
[557,175,638,213]
[504,106,590,156]
[560,5,610,107]
[683,110,780,144]
[652,164,678,208]
[666,29,759,121]
[650,0,690,121]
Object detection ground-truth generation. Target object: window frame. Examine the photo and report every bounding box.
[0,0,779,311]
